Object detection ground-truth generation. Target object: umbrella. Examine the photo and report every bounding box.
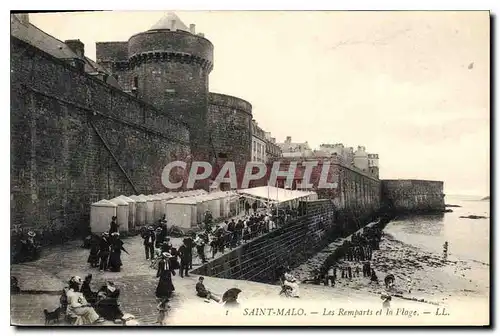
[222,288,242,303]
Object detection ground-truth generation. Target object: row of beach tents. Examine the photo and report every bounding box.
[90,189,242,234]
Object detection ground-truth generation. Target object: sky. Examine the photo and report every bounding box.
[28,11,490,196]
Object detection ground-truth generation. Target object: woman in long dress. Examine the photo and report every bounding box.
[108,233,128,272]
[95,281,124,322]
[156,252,175,300]
[65,276,104,325]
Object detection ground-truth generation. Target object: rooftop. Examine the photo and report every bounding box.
[150,12,190,32]
[10,14,121,89]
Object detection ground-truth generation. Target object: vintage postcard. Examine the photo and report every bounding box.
[10,10,490,326]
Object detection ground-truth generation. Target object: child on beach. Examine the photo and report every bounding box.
[156,298,169,325]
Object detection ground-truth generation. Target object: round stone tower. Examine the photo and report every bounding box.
[128,12,214,164]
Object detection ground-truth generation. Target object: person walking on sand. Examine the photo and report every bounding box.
[443,241,448,261]
[370,269,378,284]
[407,277,412,294]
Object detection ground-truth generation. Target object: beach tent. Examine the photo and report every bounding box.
[139,194,155,225]
[128,195,147,227]
[117,195,136,231]
[237,186,318,208]
[109,197,130,233]
[174,189,208,198]
[157,192,179,215]
[90,199,117,234]
[201,193,222,220]
[165,197,200,229]
[204,191,238,218]
[148,194,164,222]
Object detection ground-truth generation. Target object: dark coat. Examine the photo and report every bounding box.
[156,258,175,298]
[98,237,111,257]
[142,231,155,245]
[95,286,123,320]
[178,244,191,262]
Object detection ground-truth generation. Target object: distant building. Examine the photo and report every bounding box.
[277,136,313,158]
[353,146,369,172]
[265,132,282,162]
[318,143,354,166]
[368,153,379,178]
[251,120,267,163]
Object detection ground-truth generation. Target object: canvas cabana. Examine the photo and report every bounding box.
[237,186,318,209]
[117,195,136,231]
[90,199,117,234]
[109,197,130,233]
[165,196,200,229]
[128,195,147,227]
[140,194,155,225]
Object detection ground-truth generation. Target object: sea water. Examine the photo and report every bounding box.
[384,195,490,264]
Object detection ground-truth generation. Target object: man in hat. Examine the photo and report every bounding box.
[98,232,111,272]
[142,226,156,260]
[154,227,165,249]
[178,240,190,278]
[159,214,168,233]
[183,235,194,269]
[194,234,207,263]
[109,216,119,234]
[195,277,220,303]
[161,238,173,254]
[22,231,40,262]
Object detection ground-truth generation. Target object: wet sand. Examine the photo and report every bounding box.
[293,231,489,305]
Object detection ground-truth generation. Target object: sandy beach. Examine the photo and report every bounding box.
[293,229,490,306]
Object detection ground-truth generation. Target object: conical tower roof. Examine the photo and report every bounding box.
[150,12,190,32]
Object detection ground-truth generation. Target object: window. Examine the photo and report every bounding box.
[133,76,138,88]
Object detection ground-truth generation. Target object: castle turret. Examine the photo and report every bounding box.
[127,12,214,164]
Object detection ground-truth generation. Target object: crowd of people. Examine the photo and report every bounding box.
[86,217,129,272]
[11,230,40,263]
[43,199,302,325]
[299,224,384,288]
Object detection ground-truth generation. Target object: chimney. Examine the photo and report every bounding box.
[286,136,291,143]
[198,33,205,37]
[189,24,196,34]
[170,20,176,31]
[65,39,85,58]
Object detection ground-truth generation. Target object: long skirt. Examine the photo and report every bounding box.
[95,298,123,321]
[108,251,122,272]
[156,274,175,299]
[87,247,99,265]
[68,306,100,325]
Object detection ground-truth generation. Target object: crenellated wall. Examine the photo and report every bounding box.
[381,179,445,214]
